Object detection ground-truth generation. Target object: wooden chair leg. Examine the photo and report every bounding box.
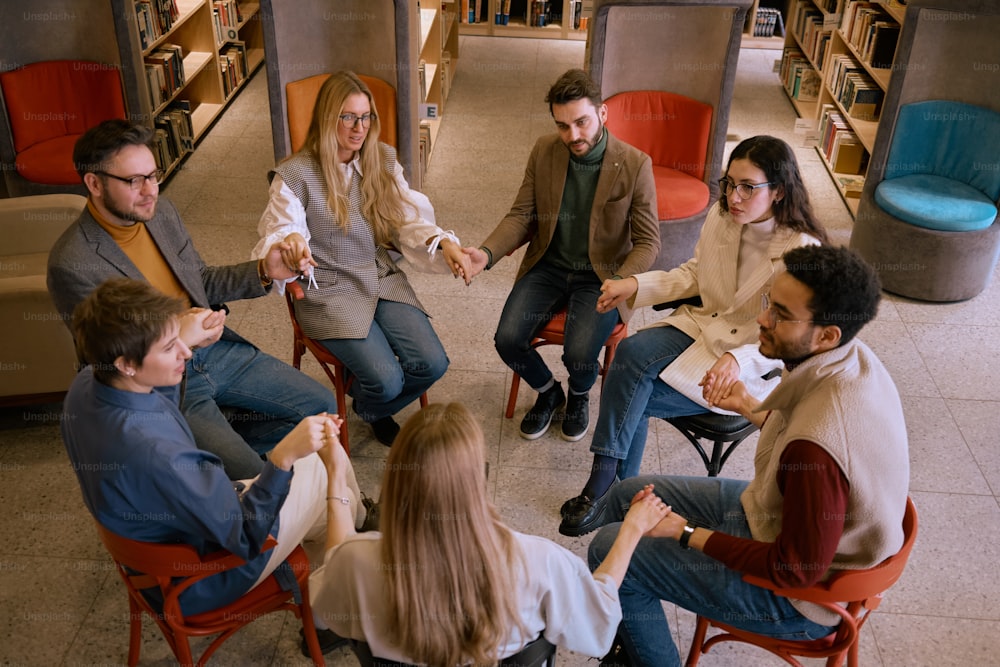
[506,373,522,419]
[684,616,711,666]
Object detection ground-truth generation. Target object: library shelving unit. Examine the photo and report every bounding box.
[458,0,593,40]
[780,0,905,215]
[112,0,265,177]
[742,0,787,48]
[418,4,460,177]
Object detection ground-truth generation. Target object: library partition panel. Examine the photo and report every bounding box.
[587,0,752,271]
[849,0,1000,302]
[260,0,420,185]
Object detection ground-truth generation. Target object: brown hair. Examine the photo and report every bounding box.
[72,278,186,384]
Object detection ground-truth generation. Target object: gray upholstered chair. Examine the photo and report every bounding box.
[849,0,1000,302]
[587,0,752,271]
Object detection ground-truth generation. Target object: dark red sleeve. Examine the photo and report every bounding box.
[701,440,850,587]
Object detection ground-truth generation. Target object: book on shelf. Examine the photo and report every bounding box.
[796,67,822,102]
[134,0,180,50]
[143,43,185,109]
[836,173,865,196]
[867,22,901,69]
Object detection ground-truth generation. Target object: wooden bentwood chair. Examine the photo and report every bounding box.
[95,523,325,667]
[284,281,428,453]
[685,497,919,667]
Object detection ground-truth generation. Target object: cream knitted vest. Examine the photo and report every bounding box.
[741,338,909,624]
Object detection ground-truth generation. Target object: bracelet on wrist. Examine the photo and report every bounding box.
[257,259,272,287]
[479,245,494,270]
[327,495,351,505]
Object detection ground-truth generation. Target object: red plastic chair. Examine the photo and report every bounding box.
[94,522,324,667]
[685,497,918,667]
[504,310,628,419]
[284,280,428,453]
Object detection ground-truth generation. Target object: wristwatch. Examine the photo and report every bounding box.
[678,523,696,549]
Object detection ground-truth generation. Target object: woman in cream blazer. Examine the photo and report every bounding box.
[559,135,828,537]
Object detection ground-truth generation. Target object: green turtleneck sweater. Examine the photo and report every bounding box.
[545,128,608,272]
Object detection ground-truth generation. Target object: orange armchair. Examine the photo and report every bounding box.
[604,90,713,223]
[0,60,126,195]
[94,522,325,667]
[686,497,918,667]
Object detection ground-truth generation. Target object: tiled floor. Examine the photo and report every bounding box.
[2,35,999,667]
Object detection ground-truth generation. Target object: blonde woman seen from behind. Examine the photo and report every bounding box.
[310,403,668,665]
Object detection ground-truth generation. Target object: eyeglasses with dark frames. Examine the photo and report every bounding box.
[719,178,775,199]
[97,169,165,191]
[761,293,814,328]
[338,112,377,129]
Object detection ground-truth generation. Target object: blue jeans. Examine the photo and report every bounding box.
[183,339,337,480]
[588,476,836,667]
[590,326,708,479]
[320,299,448,423]
[494,261,620,394]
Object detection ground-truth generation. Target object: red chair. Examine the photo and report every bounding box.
[0,60,126,191]
[94,522,325,667]
[685,497,919,667]
[504,311,628,419]
[284,281,428,453]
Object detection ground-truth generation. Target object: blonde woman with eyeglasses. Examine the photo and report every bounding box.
[253,71,472,447]
[309,402,668,666]
[559,135,829,537]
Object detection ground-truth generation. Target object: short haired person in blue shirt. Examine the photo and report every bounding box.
[61,277,365,624]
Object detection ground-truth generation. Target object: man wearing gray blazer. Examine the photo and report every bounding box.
[47,119,336,480]
[466,69,660,443]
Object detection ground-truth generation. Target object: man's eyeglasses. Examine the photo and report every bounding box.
[719,178,775,199]
[761,293,813,328]
[338,112,377,129]
[98,169,165,191]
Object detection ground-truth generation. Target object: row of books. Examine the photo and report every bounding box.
[826,53,885,121]
[780,47,821,103]
[418,120,432,176]
[144,43,185,111]
[461,0,484,23]
[493,0,512,24]
[752,7,784,38]
[151,101,194,172]
[841,1,900,69]
[220,42,250,98]
[818,104,868,176]
[212,0,244,43]
[789,0,832,70]
[135,0,181,51]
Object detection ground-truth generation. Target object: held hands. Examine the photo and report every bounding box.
[315,413,348,478]
[596,276,638,313]
[178,307,225,349]
[621,484,672,535]
[462,246,490,280]
[440,239,473,286]
[630,484,689,539]
[699,353,741,409]
[266,233,317,282]
[268,413,341,471]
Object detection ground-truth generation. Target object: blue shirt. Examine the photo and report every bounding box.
[61,368,294,614]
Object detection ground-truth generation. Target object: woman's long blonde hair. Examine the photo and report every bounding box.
[300,70,411,245]
[380,403,526,667]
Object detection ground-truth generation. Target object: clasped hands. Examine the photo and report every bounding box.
[625,484,690,540]
[268,412,346,473]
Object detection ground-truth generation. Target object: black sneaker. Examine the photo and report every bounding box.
[300,626,349,657]
[370,415,400,446]
[561,391,590,441]
[519,382,566,440]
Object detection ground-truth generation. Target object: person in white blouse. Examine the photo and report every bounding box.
[309,402,669,665]
[559,135,829,537]
[253,71,471,446]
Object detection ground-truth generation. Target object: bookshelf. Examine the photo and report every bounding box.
[418,4,460,181]
[779,0,904,214]
[458,0,592,40]
[742,1,787,48]
[113,0,265,178]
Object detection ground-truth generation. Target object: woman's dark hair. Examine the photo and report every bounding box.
[72,278,187,384]
[73,119,155,181]
[783,245,881,345]
[720,135,828,244]
[545,68,603,114]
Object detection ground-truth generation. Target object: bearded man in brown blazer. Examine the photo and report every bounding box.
[466,69,660,442]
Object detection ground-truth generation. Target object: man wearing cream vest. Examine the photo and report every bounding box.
[586,245,909,667]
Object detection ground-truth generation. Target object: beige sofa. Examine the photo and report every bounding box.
[0,194,85,405]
